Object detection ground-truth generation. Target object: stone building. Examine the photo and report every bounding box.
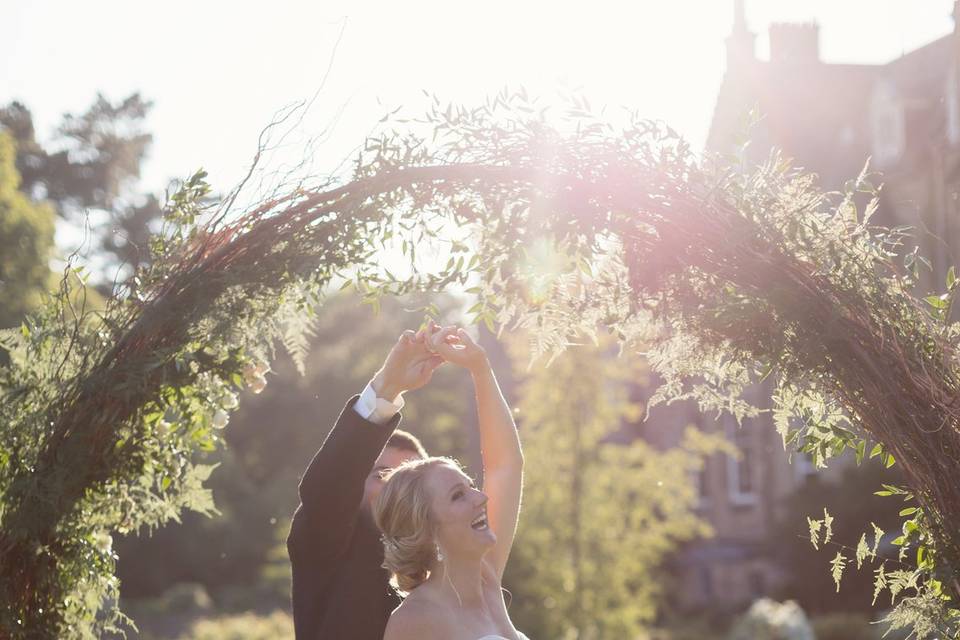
[483,1,958,615]
[628,380,819,613]
[708,0,960,287]
[656,0,960,613]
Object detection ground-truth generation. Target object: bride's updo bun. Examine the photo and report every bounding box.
[373,456,462,593]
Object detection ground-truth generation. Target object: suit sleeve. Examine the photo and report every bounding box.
[286,395,402,567]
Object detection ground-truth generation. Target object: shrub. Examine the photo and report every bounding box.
[811,612,873,640]
[728,599,814,640]
[647,622,725,640]
[176,610,293,640]
[130,583,212,617]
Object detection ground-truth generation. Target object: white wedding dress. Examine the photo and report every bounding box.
[478,635,529,640]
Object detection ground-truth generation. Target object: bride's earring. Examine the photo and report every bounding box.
[436,541,463,608]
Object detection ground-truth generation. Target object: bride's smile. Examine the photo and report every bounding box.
[426,464,498,554]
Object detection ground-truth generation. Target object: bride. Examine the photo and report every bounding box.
[374,323,528,640]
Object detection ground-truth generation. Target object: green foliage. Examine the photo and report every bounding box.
[0,165,352,636]
[0,131,56,329]
[175,610,293,640]
[805,503,960,638]
[775,461,902,615]
[504,336,725,639]
[830,552,847,593]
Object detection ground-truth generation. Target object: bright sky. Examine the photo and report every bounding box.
[2,0,955,199]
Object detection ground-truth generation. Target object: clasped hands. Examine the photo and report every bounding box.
[371,320,488,401]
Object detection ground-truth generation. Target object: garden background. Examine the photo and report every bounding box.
[3,1,959,638]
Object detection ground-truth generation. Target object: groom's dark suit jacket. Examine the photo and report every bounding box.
[287,396,403,640]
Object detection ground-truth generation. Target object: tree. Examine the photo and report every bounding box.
[0,94,163,281]
[0,130,55,329]
[504,338,722,639]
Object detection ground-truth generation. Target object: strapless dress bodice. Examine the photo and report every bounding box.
[477,634,528,640]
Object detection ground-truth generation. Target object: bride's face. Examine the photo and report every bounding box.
[425,462,496,557]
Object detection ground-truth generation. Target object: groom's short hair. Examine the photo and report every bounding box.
[387,430,427,459]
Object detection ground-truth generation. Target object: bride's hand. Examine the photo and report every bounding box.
[427,324,488,374]
[371,329,445,400]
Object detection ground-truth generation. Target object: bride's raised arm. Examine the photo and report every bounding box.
[428,323,523,580]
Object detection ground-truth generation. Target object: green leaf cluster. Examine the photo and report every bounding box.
[0,131,56,329]
[503,336,725,639]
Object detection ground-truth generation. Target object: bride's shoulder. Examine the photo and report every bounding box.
[384,591,451,640]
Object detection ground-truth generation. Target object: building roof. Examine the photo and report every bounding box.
[707,24,956,191]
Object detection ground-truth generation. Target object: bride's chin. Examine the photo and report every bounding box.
[475,529,497,547]
[457,530,496,553]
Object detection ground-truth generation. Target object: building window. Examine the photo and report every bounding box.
[690,456,711,509]
[947,66,960,146]
[700,565,714,600]
[725,416,758,506]
[838,125,855,147]
[748,570,765,598]
[691,415,713,507]
[698,458,711,502]
[793,451,818,482]
[870,80,905,166]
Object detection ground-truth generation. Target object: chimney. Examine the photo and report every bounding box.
[769,22,820,64]
[726,0,757,71]
[954,1,960,54]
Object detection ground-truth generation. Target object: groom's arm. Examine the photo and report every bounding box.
[286,385,403,561]
[287,329,442,562]
[286,384,405,640]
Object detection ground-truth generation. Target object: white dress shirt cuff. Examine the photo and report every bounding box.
[353,381,405,425]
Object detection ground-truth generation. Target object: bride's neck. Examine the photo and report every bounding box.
[429,554,485,607]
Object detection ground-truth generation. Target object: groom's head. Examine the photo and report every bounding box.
[363,430,427,509]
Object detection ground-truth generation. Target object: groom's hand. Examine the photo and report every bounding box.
[426,323,488,374]
[371,329,445,401]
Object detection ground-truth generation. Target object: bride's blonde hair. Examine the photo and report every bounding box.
[373,456,463,593]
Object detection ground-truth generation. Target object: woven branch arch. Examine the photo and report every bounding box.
[2,99,959,637]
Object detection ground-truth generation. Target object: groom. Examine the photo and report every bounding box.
[287,326,446,640]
